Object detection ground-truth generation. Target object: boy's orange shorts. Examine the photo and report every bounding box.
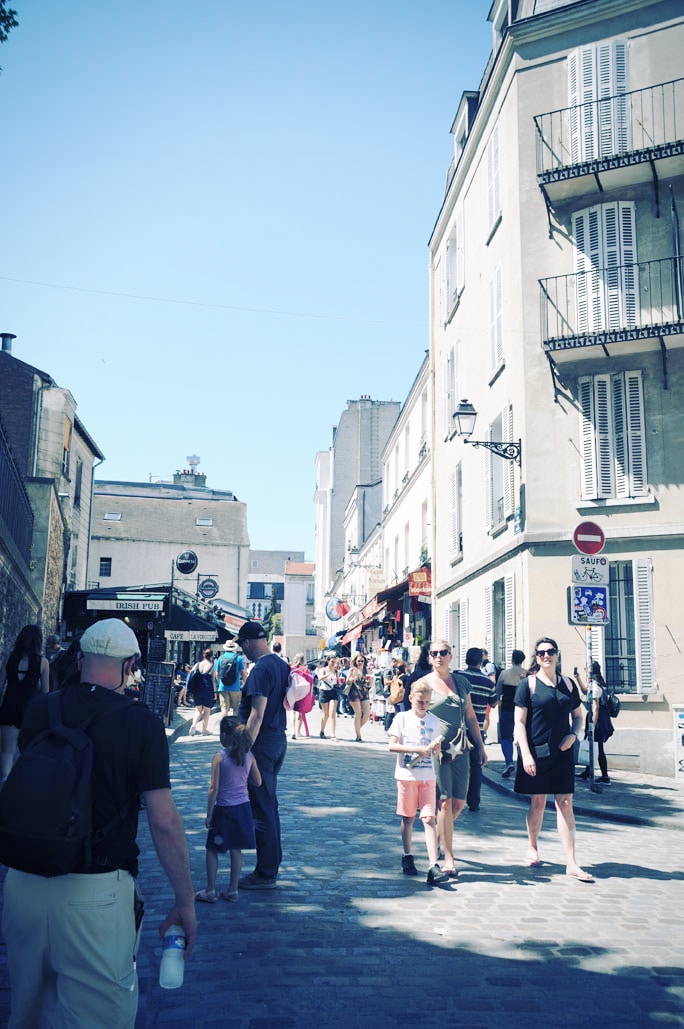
[396,779,436,818]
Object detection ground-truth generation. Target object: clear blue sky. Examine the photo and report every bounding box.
[0,1,492,558]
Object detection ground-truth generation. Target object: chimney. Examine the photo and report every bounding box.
[1,333,16,353]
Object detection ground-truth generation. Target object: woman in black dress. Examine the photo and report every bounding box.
[513,636,593,882]
[0,624,50,779]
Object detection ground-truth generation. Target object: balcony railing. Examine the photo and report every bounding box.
[0,415,34,563]
[540,256,684,351]
[534,78,684,182]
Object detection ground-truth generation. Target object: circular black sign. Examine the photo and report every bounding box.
[176,550,198,575]
[198,577,219,600]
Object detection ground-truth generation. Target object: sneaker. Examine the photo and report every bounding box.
[597,775,611,784]
[426,864,446,885]
[501,764,515,779]
[239,872,277,890]
[401,854,418,876]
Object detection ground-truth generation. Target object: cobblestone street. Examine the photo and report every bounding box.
[127,711,684,1028]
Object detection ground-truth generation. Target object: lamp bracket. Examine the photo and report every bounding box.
[464,438,522,466]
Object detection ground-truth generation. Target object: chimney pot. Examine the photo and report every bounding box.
[1,333,16,353]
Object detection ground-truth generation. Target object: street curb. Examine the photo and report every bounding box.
[482,769,665,829]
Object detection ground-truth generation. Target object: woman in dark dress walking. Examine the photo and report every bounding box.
[513,636,593,882]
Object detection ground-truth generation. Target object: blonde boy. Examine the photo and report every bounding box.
[388,682,444,884]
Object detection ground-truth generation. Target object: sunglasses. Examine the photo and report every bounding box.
[430,649,450,658]
[536,647,557,658]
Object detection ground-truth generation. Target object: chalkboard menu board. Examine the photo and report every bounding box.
[143,661,176,725]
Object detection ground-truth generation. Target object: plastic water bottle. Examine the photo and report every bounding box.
[159,924,186,989]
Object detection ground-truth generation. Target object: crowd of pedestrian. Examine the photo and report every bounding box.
[0,619,608,1026]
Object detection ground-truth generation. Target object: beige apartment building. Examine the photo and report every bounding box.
[429,0,684,774]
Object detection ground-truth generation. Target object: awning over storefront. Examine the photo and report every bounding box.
[165,604,218,642]
[377,578,409,607]
[341,624,362,645]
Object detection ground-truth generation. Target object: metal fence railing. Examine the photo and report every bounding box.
[534,78,684,179]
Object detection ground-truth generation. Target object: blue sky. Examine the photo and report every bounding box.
[0,1,492,558]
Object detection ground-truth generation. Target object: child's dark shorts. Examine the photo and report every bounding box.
[206,802,256,853]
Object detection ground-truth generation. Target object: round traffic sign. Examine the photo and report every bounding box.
[573,521,605,555]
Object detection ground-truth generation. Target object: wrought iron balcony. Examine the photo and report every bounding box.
[540,255,684,353]
[534,78,684,203]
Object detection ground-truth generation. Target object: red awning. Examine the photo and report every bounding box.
[341,624,362,645]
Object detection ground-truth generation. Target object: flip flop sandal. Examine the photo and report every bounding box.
[220,890,239,902]
[195,890,217,903]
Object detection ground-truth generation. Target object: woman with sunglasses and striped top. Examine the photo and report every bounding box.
[513,636,593,882]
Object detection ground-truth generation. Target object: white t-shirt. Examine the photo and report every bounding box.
[390,709,440,782]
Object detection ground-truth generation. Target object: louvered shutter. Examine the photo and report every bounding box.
[449,467,459,558]
[443,605,451,645]
[484,585,493,658]
[619,202,639,328]
[504,575,515,666]
[574,207,604,332]
[438,253,446,327]
[459,599,469,669]
[625,370,647,496]
[484,433,493,531]
[487,124,500,228]
[579,376,597,498]
[586,624,605,672]
[634,558,656,693]
[489,265,503,371]
[594,374,614,498]
[503,404,514,518]
[455,205,465,296]
[442,354,450,440]
[611,373,629,498]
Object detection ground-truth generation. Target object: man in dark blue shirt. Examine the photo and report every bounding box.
[459,647,498,812]
[236,621,289,888]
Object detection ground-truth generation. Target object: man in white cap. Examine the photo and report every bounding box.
[235,620,289,889]
[2,618,197,1028]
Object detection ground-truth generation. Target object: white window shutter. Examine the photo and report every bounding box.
[568,49,580,163]
[455,205,465,296]
[634,558,656,693]
[579,376,597,499]
[611,373,629,498]
[438,253,446,327]
[449,468,459,558]
[443,605,451,645]
[614,41,630,153]
[487,124,500,228]
[625,370,647,496]
[504,574,515,666]
[587,624,605,672]
[619,201,639,328]
[484,436,493,531]
[580,44,597,159]
[441,354,450,440]
[459,598,469,669]
[574,206,604,332]
[503,404,514,518]
[484,585,493,657]
[594,374,614,498]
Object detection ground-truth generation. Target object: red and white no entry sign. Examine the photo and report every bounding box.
[573,521,605,555]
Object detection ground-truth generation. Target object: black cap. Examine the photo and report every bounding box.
[234,621,267,646]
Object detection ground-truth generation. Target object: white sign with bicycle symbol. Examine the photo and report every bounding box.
[571,555,609,585]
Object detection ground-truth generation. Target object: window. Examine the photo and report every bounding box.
[247,582,265,600]
[62,419,72,478]
[486,123,501,232]
[579,371,647,500]
[485,574,514,669]
[449,463,463,560]
[99,557,112,578]
[73,460,83,508]
[196,517,213,526]
[484,406,515,530]
[569,40,629,164]
[588,559,656,694]
[103,512,122,521]
[573,201,638,334]
[442,341,460,439]
[489,265,503,372]
[441,206,465,322]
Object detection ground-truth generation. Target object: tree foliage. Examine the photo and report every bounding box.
[0,2,18,45]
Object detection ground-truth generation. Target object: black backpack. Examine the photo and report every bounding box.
[601,687,621,719]
[219,654,238,687]
[0,691,133,877]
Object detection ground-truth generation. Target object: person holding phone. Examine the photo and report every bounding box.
[513,636,593,882]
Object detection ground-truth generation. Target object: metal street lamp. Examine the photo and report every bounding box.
[452,400,522,466]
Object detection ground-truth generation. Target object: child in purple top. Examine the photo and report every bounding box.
[195,717,262,903]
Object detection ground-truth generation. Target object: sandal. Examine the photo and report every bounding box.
[221,890,239,902]
[442,867,459,879]
[195,889,216,903]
